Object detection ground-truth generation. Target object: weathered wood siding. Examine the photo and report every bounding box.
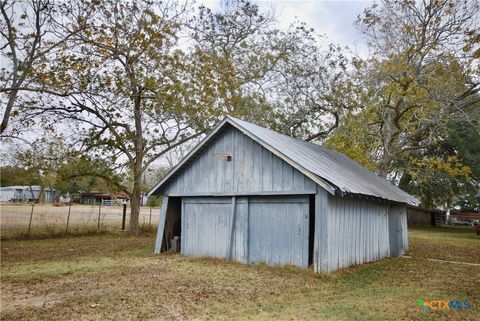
[165,126,316,195]
[181,195,310,268]
[314,186,407,273]
[247,196,309,268]
[389,205,408,256]
[181,197,244,259]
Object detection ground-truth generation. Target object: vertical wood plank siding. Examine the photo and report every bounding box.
[181,196,309,268]
[165,127,315,195]
[315,186,407,273]
[247,196,309,268]
[388,205,408,257]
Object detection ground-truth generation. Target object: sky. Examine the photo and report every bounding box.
[199,0,373,56]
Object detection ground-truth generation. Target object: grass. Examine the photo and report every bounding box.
[0,223,157,241]
[1,227,479,321]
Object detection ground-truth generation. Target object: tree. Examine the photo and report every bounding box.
[55,156,123,199]
[0,165,40,188]
[0,0,92,135]
[32,0,241,234]
[191,0,353,140]
[401,103,480,209]
[266,24,352,140]
[190,0,277,126]
[10,133,72,203]
[327,0,480,208]
[356,0,479,176]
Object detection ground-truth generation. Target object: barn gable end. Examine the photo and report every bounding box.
[163,125,316,196]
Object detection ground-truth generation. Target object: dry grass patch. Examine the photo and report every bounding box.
[1,227,479,321]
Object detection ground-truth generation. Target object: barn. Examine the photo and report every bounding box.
[148,116,418,273]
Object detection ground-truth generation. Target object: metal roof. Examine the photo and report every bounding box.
[149,116,419,205]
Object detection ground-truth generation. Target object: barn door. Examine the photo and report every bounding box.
[388,206,404,257]
[181,197,232,258]
[248,196,309,268]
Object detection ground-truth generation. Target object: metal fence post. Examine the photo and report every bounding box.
[27,202,35,237]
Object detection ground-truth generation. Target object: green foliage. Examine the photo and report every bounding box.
[402,105,480,210]
[328,0,480,209]
[8,134,72,202]
[324,109,380,172]
[36,0,250,233]
[0,0,93,135]
[147,196,162,208]
[55,156,123,196]
[0,166,40,187]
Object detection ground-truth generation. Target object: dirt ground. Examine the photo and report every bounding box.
[1,227,479,321]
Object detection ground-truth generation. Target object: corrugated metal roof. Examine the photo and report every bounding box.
[149,116,419,205]
[230,117,418,205]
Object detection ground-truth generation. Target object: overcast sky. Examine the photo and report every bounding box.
[199,0,373,55]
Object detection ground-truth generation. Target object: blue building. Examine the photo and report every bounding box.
[148,117,418,273]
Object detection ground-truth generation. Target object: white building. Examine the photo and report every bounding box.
[0,186,59,203]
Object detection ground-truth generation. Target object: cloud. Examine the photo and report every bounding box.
[262,1,372,54]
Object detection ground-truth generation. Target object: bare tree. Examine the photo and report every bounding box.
[0,0,92,135]
[28,0,240,234]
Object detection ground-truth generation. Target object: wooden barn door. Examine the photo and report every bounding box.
[388,205,405,257]
[181,197,232,258]
[247,196,309,268]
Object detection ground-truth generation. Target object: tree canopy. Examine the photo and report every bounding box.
[1,0,479,231]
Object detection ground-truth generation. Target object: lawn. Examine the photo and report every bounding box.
[1,227,479,321]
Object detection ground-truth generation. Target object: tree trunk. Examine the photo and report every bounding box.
[129,170,142,235]
[0,89,18,134]
[28,186,35,202]
[128,86,143,235]
[38,185,46,204]
[378,158,392,179]
[398,172,411,191]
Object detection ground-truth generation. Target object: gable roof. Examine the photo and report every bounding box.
[148,116,419,205]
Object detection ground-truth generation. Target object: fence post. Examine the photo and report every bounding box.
[97,200,102,231]
[66,202,72,234]
[122,201,127,230]
[149,207,152,226]
[27,202,35,237]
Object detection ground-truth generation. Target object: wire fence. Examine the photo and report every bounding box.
[0,203,160,237]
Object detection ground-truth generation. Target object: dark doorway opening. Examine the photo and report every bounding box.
[161,197,181,252]
[308,194,315,266]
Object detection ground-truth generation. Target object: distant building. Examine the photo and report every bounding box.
[0,186,58,203]
[407,206,445,226]
[79,191,129,205]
